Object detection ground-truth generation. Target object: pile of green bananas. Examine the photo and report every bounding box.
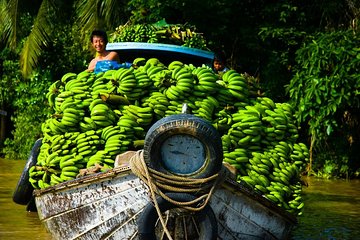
[221,96,309,215]
[109,23,208,50]
[32,58,309,216]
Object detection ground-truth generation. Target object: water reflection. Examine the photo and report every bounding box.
[0,158,52,240]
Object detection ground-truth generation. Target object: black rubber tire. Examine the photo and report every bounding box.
[137,192,218,240]
[143,114,223,179]
[12,138,42,205]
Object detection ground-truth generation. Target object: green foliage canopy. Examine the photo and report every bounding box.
[287,29,360,148]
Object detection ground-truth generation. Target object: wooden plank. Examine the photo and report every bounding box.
[211,182,294,239]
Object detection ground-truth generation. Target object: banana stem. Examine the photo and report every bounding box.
[133,139,145,149]
[99,93,130,105]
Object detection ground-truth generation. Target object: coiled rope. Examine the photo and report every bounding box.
[129,149,226,239]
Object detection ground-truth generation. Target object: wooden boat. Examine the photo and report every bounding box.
[32,113,297,240]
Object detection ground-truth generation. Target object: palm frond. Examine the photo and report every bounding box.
[0,0,19,49]
[75,0,126,46]
[75,0,100,34]
[99,0,124,29]
[20,0,57,78]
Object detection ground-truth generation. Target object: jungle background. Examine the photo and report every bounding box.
[0,0,359,179]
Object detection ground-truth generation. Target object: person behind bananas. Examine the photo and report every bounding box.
[87,30,120,72]
[212,50,229,74]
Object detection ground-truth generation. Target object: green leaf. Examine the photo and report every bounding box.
[326,125,332,136]
[0,0,18,49]
[20,0,57,78]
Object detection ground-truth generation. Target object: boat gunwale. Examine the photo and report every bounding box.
[33,166,133,196]
[106,42,214,60]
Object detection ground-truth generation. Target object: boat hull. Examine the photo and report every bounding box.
[34,167,296,240]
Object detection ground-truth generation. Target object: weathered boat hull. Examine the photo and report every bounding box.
[34,166,296,240]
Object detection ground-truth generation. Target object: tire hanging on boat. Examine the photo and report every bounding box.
[137,192,218,240]
[12,138,42,205]
[143,114,223,179]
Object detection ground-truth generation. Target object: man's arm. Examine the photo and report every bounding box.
[107,51,120,62]
[87,59,97,72]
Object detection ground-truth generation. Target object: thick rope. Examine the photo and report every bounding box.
[129,149,226,239]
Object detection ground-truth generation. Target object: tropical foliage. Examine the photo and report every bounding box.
[287,30,360,177]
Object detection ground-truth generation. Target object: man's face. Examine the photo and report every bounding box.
[91,35,106,53]
[213,59,224,71]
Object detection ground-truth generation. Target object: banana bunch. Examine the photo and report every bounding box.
[45,118,69,135]
[134,68,153,90]
[74,130,104,159]
[110,23,208,50]
[275,102,299,141]
[290,143,310,172]
[168,60,184,70]
[213,106,235,133]
[183,33,208,49]
[91,73,116,97]
[58,154,85,182]
[87,150,117,169]
[110,24,158,43]
[115,68,139,100]
[236,141,307,215]
[223,148,249,176]
[61,72,93,107]
[29,165,53,189]
[215,70,250,106]
[164,100,184,117]
[116,114,146,142]
[50,133,79,157]
[192,96,219,122]
[152,69,173,93]
[123,68,155,101]
[261,105,298,145]
[116,115,138,132]
[64,71,91,92]
[101,125,123,141]
[132,57,146,69]
[47,133,77,162]
[59,107,84,130]
[163,66,194,101]
[79,116,97,132]
[192,66,218,96]
[61,72,77,84]
[122,105,153,127]
[145,92,169,120]
[145,59,166,76]
[103,133,130,159]
[89,99,117,128]
[46,80,63,108]
[29,132,84,188]
[227,106,263,149]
